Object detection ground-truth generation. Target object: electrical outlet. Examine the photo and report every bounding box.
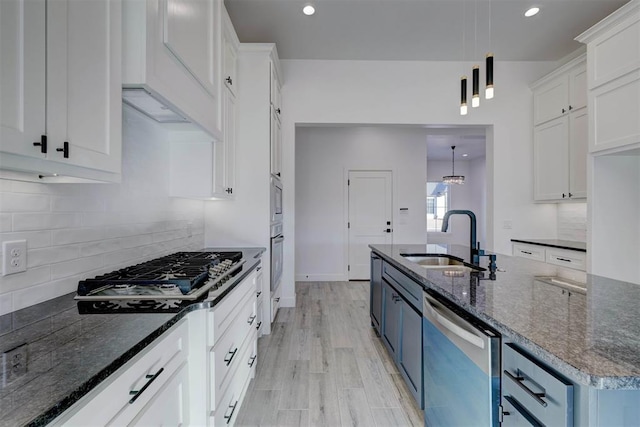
[2,240,27,276]
[2,344,28,384]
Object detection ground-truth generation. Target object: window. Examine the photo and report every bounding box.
[426,181,450,232]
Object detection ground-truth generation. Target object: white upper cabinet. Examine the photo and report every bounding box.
[123,0,222,139]
[576,0,640,154]
[222,10,239,97]
[0,0,122,183]
[532,55,587,201]
[533,56,586,126]
[270,61,283,179]
[0,0,46,159]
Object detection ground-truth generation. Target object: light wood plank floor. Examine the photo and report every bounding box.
[236,281,423,427]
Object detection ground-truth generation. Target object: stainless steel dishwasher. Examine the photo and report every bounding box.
[423,290,501,426]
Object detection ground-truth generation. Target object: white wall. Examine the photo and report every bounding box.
[295,126,427,281]
[280,59,559,304]
[426,158,486,249]
[0,107,205,315]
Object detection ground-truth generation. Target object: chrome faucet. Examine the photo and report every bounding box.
[441,210,497,274]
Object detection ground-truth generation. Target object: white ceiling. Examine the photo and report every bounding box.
[225,0,627,61]
[426,130,486,161]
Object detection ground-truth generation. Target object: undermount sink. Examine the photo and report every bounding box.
[401,254,485,272]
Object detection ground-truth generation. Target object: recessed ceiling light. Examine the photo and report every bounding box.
[525,7,540,17]
[303,4,315,16]
[462,153,469,157]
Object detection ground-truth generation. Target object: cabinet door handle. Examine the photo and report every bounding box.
[56,141,69,158]
[128,367,164,404]
[256,321,262,330]
[33,135,47,153]
[556,257,572,263]
[568,192,573,198]
[224,348,238,366]
[504,369,548,407]
[562,108,566,114]
[248,315,257,325]
[392,294,401,303]
[224,399,239,424]
[248,354,257,367]
[225,187,233,194]
[256,291,262,298]
[275,297,280,302]
[276,108,281,114]
[226,76,233,85]
[568,105,573,111]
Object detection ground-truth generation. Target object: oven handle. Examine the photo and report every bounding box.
[272,236,285,244]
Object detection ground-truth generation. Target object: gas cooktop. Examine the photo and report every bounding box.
[75,251,245,313]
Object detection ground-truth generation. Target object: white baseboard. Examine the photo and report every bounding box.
[280,296,296,308]
[295,273,346,282]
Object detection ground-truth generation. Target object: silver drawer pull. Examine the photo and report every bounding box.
[224,399,239,424]
[224,348,238,366]
[248,354,257,367]
[129,368,164,404]
[248,315,257,325]
[504,369,548,407]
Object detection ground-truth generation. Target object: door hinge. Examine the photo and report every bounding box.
[348,265,350,271]
[348,179,350,185]
[348,222,350,228]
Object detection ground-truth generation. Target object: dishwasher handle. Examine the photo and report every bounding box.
[424,293,485,349]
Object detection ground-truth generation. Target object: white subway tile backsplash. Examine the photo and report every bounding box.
[51,195,106,212]
[0,111,205,313]
[0,193,50,212]
[51,228,105,245]
[0,214,11,232]
[50,255,103,281]
[13,213,80,231]
[0,292,13,316]
[557,203,587,242]
[28,246,80,268]
[0,231,51,249]
[0,266,51,293]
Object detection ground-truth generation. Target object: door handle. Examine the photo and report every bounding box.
[383,228,392,233]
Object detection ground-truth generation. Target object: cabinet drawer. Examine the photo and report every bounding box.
[58,319,189,426]
[382,262,422,311]
[210,296,256,411]
[546,248,586,271]
[512,244,546,262]
[209,270,257,345]
[502,343,573,427]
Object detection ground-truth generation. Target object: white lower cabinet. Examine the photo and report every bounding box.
[52,265,261,426]
[52,319,190,426]
[271,283,282,323]
[512,243,586,272]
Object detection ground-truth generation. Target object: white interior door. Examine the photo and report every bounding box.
[348,170,392,280]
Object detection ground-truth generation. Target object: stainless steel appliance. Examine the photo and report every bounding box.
[270,223,284,291]
[75,251,245,313]
[423,290,501,426]
[270,176,283,224]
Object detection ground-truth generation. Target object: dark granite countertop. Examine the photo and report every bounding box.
[370,243,640,390]
[0,248,264,427]
[511,238,587,252]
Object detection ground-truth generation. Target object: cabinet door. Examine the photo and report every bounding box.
[399,302,423,407]
[569,65,587,112]
[130,361,190,426]
[46,0,121,173]
[370,254,383,331]
[223,33,237,96]
[534,76,569,125]
[382,281,400,357]
[0,0,46,159]
[533,116,569,201]
[568,108,588,198]
[270,105,282,178]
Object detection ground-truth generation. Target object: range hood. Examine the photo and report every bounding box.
[122,88,190,124]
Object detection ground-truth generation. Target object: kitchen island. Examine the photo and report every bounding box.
[0,247,264,427]
[371,243,640,426]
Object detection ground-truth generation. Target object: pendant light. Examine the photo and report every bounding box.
[486,53,494,99]
[472,66,480,107]
[460,76,468,115]
[443,146,465,185]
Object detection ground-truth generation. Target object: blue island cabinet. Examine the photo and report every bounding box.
[375,261,424,408]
